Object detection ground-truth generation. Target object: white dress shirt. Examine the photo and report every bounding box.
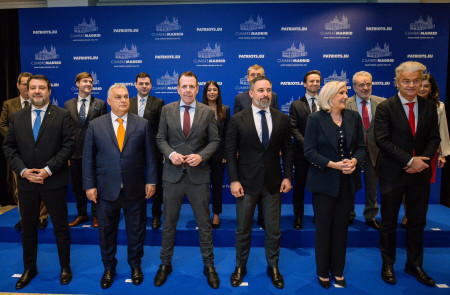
[251,104,273,142]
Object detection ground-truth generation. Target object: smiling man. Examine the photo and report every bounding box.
[374,61,440,286]
[65,72,106,228]
[3,75,75,290]
[155,71,220,289]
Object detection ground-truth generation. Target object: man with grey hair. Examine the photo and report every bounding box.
[226,76,293,289]
[83,83,158,289]
[374,61,440,286]
[346,71,385,230]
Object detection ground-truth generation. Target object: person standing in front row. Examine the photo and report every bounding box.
[65,72,107,228]
[3,75,75,290]
[289,70,321,230]
[129,72,165,230]
[155,71,220,289]
[304,81,365,289]
[345,71,385,231]
[82,83,157,289]
[226,76,293,289]
[202,80,230,229]
[375,61,440,286]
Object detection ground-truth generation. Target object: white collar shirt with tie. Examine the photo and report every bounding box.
[137,95,148,117]
[179,100,196,129]
[398,92,418,130]
[111,112,128,134]
[305,93,319,112]
[251,104,273,142]
[356,95,373,122]
[77,94,91,113]
[20,96,30,109]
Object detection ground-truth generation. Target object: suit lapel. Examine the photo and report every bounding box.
[22,107,34,141]
[85,97,98,123]
[123,113,135,149]
[36,104,55,143]
[300,96,311,114]
[318,111,339,151]
[393,95,414,137]
[173,100,183,137]
[267,109,279,149]
[347,96,358,112]
[143,96,155,118]
[342,110,355,150]
[12,97,22,112]
[105,113,120,151]
[416,97,427,137]
[188,100,202,139]
[129,97,138,115]
[243,108,264,149]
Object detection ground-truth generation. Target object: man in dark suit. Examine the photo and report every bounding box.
[289,70,321,230]
[374,61,440,286]
[226,76,293,289]
[129,72,164,230]
[0,72,48,229]
[65,72,106,228]
[346,71,385,231]
[233,64,279,229]
[154,71,220,289]
[3,75,75,290]
[82,83,157,289]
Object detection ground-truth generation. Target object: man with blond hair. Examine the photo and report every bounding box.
[375,61,440,286]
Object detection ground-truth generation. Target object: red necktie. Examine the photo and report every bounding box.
[406,102,415,136]
[361,100,370,130]
[183,105,191,138]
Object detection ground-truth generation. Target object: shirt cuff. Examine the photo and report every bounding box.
[44,166,52,176]
[169,151,176,160]
[407,158,413,166]
[20,168,27,178]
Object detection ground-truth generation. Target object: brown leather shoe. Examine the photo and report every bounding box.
[92,217,99,228]
[69,215,89,227]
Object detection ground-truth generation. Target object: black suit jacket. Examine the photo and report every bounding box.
[233,90,279,114]
[64,97,107,160]
[129,95,164,138]
[2,104,75,191]
[289,96,311,161]
[211,105,230,161]
[225,107,293,195]
[304,109,366,198]
[374,94,440,183]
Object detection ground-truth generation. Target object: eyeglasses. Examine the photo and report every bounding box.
[354,83,372,88]
[399,79,421,86]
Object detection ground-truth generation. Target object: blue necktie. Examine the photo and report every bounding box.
[33,110,42,141]
[79,98,87,123]
[138,97,146,117]
[259,110,269,149]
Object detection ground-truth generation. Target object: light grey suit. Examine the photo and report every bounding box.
[346,95,385,221]
[156,100,220,266]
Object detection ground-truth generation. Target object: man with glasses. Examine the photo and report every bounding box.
[346,71,385,230]
[374,61,439,286]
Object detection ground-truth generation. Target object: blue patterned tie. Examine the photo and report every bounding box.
[138,97,146,117]
[259,110,269,149]
[33,110,42,141]
[79,99,87,123]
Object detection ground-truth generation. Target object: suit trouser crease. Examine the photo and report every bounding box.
[160,176,214,266]
[313,175,352,277]
[379,179,429,266]
[69,159,96,217]
[235,187,281,268]
[19,186,70,270]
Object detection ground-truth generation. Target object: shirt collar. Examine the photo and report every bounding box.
[20,96,29,105]
[180,99,196,109]
[398,92,417,104]
[111,112,128,122]
[31,103,49,113]
[305,93,317,100]
[78,94,91,102]
[251,103,270,115]
[356,95,370,105]
[137,95,148,101]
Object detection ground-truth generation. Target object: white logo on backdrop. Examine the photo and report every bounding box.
[198,43,223,58]
[35,46,59,60]
[156,17,181,32]
[157,70,179,86]
[282,42,307,58]
[410,15,435,31]
[115,44,140,59]
[74,18,98,33]
[240,15,265,31]
[325,15,350,31]
[367,43,392,58]
[324,70,349,83]
[281,97,295,115]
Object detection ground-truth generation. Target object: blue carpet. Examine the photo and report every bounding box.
[1,204,450,247]
[0,244,449,294]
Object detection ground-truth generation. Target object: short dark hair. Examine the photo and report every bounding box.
[75,72,93,83]
[17,72,32,84]
[178,71,198,86]
[136,72,152,83]
[249,75,271,90]
[303,70,321,83]
[423,74,440,106]
[202,81,226,122]
[27,75,51,90]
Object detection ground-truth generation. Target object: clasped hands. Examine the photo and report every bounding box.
[23,168,49,184]
[404,156,430,174]
[171,152,202,167]
[230,178,292,198]
[330,158,357,174]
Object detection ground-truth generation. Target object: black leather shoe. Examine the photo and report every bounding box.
[131,266,143,285]
[405,264,435,286]
[152,216,161,230]
[15,220,22,230]
[38,219,48,229]
[381,263,396,284]
[60,266,72,285]
[257,218,265,230]
[15,268,38,290]
[100,269,116,289]
[366,219,381,231]
[154,264,172,287]
[318,277,331,289]
[334,277,346,287]
[204,266,220,289]
[293,216,303,230]
[230,267,246,287]
[267,266,284,289]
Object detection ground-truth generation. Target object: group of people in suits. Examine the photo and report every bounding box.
[1,60,444,290]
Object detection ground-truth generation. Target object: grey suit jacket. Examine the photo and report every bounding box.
[156,100,220,184]
[346,95,385,167]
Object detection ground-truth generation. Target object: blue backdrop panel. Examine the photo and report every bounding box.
[18,3,450,204]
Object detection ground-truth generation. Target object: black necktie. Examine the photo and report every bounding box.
[311,98,317,112]
[23,101,29,108]
[259,110,269,149]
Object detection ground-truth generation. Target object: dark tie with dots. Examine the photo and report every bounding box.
[259,110,269,149]
[311,98,317,113]
[79,99,87,123]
